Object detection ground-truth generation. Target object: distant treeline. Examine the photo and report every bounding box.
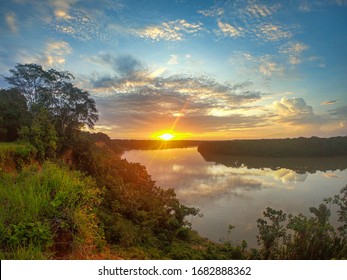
[200,153,347,174]
[111,139,202,151]
[198,136,347,157]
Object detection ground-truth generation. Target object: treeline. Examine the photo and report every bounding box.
[198,136,347,158]
[200,153,347,174]
[112,139,202,151]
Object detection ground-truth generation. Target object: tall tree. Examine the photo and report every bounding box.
[3,63,98,143]
[3,64,73,108]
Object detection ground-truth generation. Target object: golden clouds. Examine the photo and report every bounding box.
[134,19,203,41]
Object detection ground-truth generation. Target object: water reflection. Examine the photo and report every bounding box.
[123,147,347,247]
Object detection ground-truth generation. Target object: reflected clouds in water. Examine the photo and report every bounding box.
[123,147,347,246]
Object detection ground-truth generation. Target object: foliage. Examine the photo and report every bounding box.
[256,187,347,259]
[0,162,104,259]
[0,88,29,141]
[257,207,287,259]
[18,108,57,160]
[0,141,36,171]
[3,63,98,151]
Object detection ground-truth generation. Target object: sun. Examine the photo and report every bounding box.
[159,133,175,141]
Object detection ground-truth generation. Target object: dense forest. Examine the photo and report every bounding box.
[1,64,347,260]
[198,137,347,157]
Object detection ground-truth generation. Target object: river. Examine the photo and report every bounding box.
[122,147,347,247]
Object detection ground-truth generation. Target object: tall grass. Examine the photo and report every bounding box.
[0,162,104,259]
[0,141,36,171]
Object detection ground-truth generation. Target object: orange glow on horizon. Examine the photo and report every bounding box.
[159,133,175,141]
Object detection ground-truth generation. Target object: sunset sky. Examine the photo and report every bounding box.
[0,0,346,140]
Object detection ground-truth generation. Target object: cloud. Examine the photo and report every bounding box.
[273,168,307,183]
[85,54,266,137]
[168,55,178,65]
[230,52,285,78]
[299,0,347,12]
[51,0,78,19]
[280,42,309,65]
[217,20,243,38]
[5,12,18,34]
[274,97,314,117]
[51,6,118,43]
[271,97,325,130]
[201,1,294,43]
[256,23,293,42]
[247,2,280,18]
[89,54,145,76]
[329,105,347,118]
[259,60,284,77]
[323,173,340,178]
[4,40,72,69]
[43,41,72,66]
[177,176,262,204]
[198,7,224,17]
[134,19,203,41]
[321,99,340,105]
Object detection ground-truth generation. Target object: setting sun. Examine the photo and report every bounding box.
[159,133,174,141]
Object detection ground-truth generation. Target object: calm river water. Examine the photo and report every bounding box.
[123,147,347,247]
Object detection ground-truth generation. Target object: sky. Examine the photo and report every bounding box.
[0,0,347,140]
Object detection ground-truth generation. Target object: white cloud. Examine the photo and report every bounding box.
[5,12,18,34]
[273,97,314,117]
[217,20,243,37]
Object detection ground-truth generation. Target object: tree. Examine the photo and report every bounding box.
[46,83,98,140]
[19,108,57,159]
[0,88,29,141]
[2,64,73,109]
[3,63,98,146]
[257,207,287,259]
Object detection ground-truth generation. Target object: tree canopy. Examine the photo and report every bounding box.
[2,63,98,151]
[0,88,29,141]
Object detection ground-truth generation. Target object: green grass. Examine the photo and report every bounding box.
[0,162,104,259]
[0,141,34,156]
[0,141,36,171]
